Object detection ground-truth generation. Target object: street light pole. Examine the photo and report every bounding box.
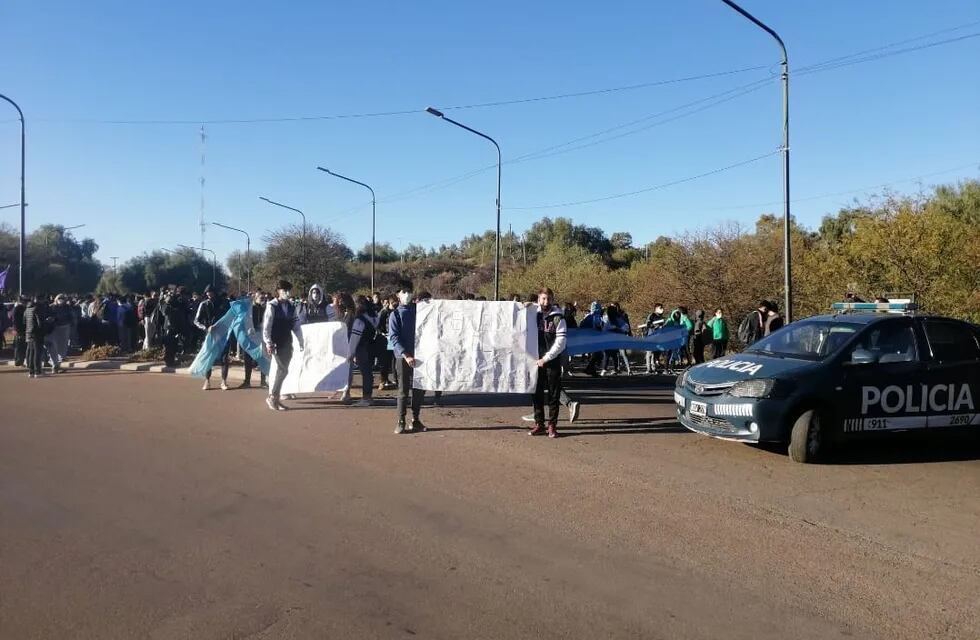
[317,167,376,292]
[0,93,26,297]
[721,0,792,322]
[426,107,502,301]
[259,196,307,282]
[212,221,251,294]
[178,244,217,288]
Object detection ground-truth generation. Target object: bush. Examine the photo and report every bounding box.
[79,345,122,361]
[128,347,165,363]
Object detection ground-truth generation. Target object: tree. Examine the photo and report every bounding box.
[356,242,400,263]
[252,224,355,295]
[226,249,265,295]
[610,232,633,250]
[96,249,228,294]
[0,224,103,295]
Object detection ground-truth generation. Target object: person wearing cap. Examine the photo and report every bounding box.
[193,284,231,390]
[263,280,304,411]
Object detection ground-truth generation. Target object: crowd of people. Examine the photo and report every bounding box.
[3,283,787,439]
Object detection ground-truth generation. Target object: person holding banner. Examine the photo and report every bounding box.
[193,285,231,391]
[389,280,427,434]
[263,280,304,411]
[530,287,568,439]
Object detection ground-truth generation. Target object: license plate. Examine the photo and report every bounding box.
[690,401,707,417]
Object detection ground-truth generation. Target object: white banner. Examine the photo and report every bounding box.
[413,300,538,393]
[270,321,350,394]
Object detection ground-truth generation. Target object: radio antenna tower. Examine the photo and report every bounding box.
[199,124,207,250]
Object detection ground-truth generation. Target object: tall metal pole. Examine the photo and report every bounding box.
[426,107,502,301]
[720,0,791,322]
[317,167,376,292]
[0,94,26,296]
[212,222,251,294]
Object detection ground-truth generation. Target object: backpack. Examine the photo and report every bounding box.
[737,312,757,345]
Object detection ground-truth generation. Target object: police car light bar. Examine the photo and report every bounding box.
[831,302,918,313]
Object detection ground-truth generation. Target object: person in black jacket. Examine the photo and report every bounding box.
[23,297,49,378]
[158,290,187,368]
[241,290,268,388]
[194,285,231,390]
[12,297,27,367]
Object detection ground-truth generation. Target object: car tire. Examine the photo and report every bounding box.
[788,409,824,463]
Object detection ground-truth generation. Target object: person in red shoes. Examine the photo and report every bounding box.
[529,287,567,439]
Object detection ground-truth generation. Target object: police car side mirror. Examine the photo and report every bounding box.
[846,348,878,366]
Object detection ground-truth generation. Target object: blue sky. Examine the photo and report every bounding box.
[1,0,978,267]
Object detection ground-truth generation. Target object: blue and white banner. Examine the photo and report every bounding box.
[189,298,270,377]
[565,326,689,356]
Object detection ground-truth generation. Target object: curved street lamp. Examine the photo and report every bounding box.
[721,0,791,321]
[177,244,216,288]
[212,221,251,294]
[426,107,502,301]
[0,93,26,296]
[317,167,376,292]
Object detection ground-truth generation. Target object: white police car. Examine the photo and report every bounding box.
[675,303,980,462]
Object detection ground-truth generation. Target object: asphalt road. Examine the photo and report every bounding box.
[1,368,978,639]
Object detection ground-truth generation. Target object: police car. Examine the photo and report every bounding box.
[675,303,980,462]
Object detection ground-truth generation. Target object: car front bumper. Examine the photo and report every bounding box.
[673,387,786,442]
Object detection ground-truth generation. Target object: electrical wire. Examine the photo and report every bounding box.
[504,150,781,210]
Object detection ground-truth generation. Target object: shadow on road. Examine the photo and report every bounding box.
[750,432,980,465]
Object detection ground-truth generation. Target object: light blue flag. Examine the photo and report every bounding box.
[189,298,270,377]
[564,325,689,356]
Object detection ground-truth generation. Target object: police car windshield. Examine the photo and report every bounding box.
[745,320,858,361]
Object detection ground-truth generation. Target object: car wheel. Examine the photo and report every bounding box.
[788,409,824,463]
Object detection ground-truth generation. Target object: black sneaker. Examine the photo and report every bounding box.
[395,420,406,435]
[411,418,428,432]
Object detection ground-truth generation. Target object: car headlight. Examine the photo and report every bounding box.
[676,369,688,388]
[728,378,775,398]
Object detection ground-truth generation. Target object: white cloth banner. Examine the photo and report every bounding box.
[413,300,538,393]
[270,321,350,394]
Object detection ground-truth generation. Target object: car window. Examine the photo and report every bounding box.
[848,322,917,363]
[923,320,980,363]
[746,320,858,360]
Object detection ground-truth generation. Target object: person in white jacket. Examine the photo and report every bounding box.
[529,287,567,439]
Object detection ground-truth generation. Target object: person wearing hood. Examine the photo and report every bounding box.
[193,285,232,390]
[528,287,567,439]
[299,284,338,324]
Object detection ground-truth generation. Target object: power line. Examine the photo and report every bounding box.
[505,150,781,210]
[18,66,770,126]
[675,161,980,212]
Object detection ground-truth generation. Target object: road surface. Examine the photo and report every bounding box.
[1,368,978,639]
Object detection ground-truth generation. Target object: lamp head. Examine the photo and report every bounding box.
[425,107,444,118]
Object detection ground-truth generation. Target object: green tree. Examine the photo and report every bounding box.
[252,224,354,294]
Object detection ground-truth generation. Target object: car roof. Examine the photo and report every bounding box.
[806,313,966,326]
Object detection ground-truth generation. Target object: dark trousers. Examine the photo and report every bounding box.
[396,358,424,421]
[243,351,266,386]
[712,340,728,359]
[206,343,230,381]
[692,339,706,364]
[14,335,26,366]
[379,349,394,383]
[354,345,373,398]
[270,343,293,400]
[164,333,180,366]
[26,338,44,375]
[532,364,562,426]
